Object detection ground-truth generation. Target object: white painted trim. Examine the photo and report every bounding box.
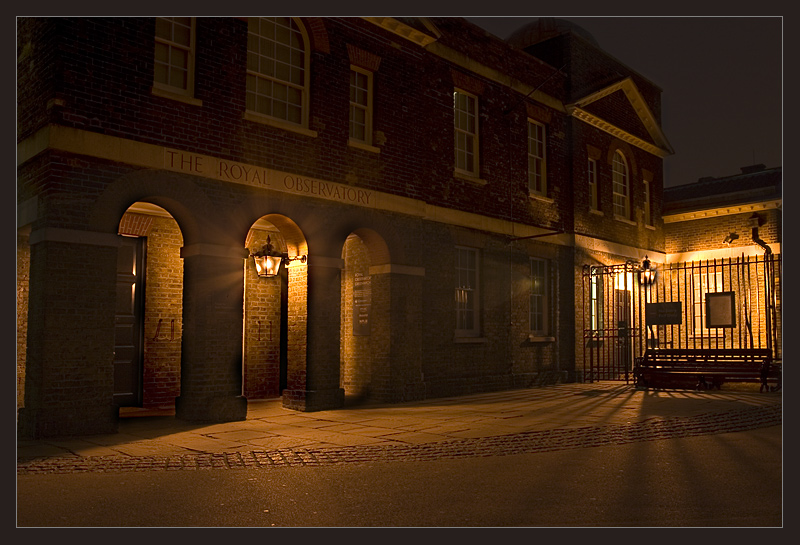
[574,233,665,263]
[666,244,780,263]
[663,200,782,223]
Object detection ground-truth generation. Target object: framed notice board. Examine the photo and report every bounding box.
[706,291,736,328]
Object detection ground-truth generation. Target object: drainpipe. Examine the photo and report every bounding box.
[750,214,775,355]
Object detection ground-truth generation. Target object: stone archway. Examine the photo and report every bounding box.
[340,228,392,404]
[116,202,184,413]
[243,214,309,401]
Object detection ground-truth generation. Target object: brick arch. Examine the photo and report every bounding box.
[87,169,219,247]
[349,228,391,266]
[299,17,330,54]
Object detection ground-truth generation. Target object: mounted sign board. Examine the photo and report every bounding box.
[353,272,371,336]
[645,302,682,325]
[706,291,736,328]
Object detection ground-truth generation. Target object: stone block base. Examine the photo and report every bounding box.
[17,403,118,440]
[282,388,344,411]
[175,394,247,422]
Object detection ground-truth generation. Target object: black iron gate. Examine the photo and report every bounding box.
[582,253,781,383]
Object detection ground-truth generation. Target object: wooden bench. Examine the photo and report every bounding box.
[633,348,780,392]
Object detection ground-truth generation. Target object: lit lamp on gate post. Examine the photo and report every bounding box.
[639,255,656,286]
[250,235,307,278]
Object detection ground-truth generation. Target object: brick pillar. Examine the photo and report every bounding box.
[175,243,248,422]
[283,255,345,411]
[370,265,426,402]
[18,228,120,439]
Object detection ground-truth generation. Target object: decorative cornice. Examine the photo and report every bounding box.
[569,107,671,158]
[362,17,439,47]
[663,199,782,223]
[567,77,674,157]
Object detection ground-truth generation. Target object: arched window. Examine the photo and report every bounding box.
[612,150,630,219]
[246,17,309,127]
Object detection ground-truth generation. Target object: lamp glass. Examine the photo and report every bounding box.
[254,254,283,277]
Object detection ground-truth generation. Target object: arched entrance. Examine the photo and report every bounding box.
[339,228,391,404]
[116,202,184,413]
[243,214,308,400]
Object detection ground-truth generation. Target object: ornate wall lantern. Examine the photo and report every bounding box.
[250,235,307,278]
[639,255,656,285]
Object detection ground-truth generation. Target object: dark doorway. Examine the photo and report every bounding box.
[114,236,146,406]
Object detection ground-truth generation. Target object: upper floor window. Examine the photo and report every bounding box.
[588,157,599,211]
[349,66,373,145]
[643,178,653,226]
[455,246,480,337]
[612,150,630,220]
[528,120,546,196]
[154,17,195,96]
[246,17,309,127]
[530,258,550,335]
[453,90,479,176]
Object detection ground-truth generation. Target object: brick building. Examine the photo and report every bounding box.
[661,165,782,359]
[17,17,673,438]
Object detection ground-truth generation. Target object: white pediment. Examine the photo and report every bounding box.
[566,77,674,158]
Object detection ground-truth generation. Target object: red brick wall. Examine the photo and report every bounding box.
[665,209,781,254]
[141,216,184,407]
[243,230,283,399]
[17,233,30,409]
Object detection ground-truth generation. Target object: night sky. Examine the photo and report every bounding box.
[465,16,782,187]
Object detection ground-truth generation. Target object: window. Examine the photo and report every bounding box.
[154,17,195,96]
[692,269,724,334]
[455,247,479,336]
[590,269,604,332]
[588,157,599,211]
[453,90,479,176]
[528,120,546,196]
[612,150,630,219]
[349,67,373,145]
[246,17,308,126]
[643,178,653,226]
[530,258,550,335]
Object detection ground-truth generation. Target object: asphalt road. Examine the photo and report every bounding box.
[17,425,782,527]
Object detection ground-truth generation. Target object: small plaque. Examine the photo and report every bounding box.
[645,302,682,325]
[706,291,736,328]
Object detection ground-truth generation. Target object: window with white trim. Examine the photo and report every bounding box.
[692,270,724,334]
[588,157,598,211]
[246,17,309,126]
[612,150,630,219]
[528,120,546,196]
[154,17,195,96]
[453,90,479,176]
[530,258,550,335]
[455,247,480,336]
[349,66,373,145]
[590,269,604,332]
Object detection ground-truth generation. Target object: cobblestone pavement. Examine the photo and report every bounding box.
[17,383,782,474]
